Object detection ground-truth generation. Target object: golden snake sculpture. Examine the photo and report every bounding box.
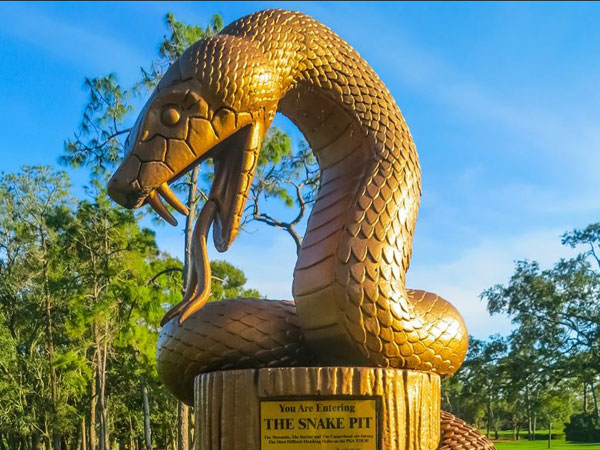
[107,9,494,450]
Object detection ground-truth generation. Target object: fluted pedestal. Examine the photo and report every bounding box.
[194,367,440,450]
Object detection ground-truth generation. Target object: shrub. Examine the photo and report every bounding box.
[564,413,600,442]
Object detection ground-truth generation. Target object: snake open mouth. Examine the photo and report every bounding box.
[150,122,263,325]
[108,111,265,325]
[144,183,190,226]
[142,121,262,244]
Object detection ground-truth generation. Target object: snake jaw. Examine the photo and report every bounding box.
[107,80,264,226]
[209,121,265,252]
[157,121,266,325]
[106,33,279,324]
[108,96,268,323]
[107,34,279,230]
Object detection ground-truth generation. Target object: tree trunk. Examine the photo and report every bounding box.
[41,234,61,450]
[100,218,111,450]
[591,381,599,420]
[485,392,491,439]
[177,405,188,450]
[183,167,199,290]
[128,416,135,450]
[75,424,82,450]
[96,358,105,450]
[90,372,97,450]
[547,420,551,448]
[188,412,194,450]
[176,149,200,450]
[44,419,51,450]
[46,308,60,450]
[533,414,537,441]
[169,425,176,450]
[142,383,153,450]
[584,383,588,413]
[526,385,533,441]
[81,416,87,450]
[96,338,109,450]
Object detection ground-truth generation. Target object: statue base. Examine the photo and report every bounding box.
[194,367,440,450]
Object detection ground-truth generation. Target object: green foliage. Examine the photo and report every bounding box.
[562,223,600,269]
[160,13,223,62]
[465,224,600,442]
[139,12,223,92]
[443,335,507,430]
[0,165,260,447]
[539,388,573,429]
[564,413,600,442]
[483,255,600,381]
[0,166,75,436]
[61,75,132,179]
[209,260,260,302]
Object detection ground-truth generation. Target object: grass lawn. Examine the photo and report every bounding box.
[494,439,600,450]
[481,430,599,449]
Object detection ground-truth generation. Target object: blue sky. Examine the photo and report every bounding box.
[1,1,599,339]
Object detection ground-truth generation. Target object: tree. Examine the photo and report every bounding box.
[0,166,74,450]
[60,184,168,450]
[62,13,226,450]
[562,223,600,270]
[208,261,260,302]
[245,132,320,253]
[482,255,600,421]
[480,223,600,444]
[537,386,573,447]
[442,335,507,436]
[108,252,182,450]
[0,165,226,449]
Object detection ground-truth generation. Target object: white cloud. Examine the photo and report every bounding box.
[407,227,579,339]
[209,229,298,300]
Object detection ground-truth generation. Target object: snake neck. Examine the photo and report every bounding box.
[223,10,422,365]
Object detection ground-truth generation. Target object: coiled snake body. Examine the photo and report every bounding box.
[108,9,494,450]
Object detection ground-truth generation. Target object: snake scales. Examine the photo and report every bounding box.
[108,9,494,450]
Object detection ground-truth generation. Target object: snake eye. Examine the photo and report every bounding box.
[161,106,181,126]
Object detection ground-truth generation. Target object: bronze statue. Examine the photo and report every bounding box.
[108,9,494,450]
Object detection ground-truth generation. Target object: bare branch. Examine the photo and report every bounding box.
[148,267,184,286]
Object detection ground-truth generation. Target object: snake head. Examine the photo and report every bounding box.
[108,35,280,251]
